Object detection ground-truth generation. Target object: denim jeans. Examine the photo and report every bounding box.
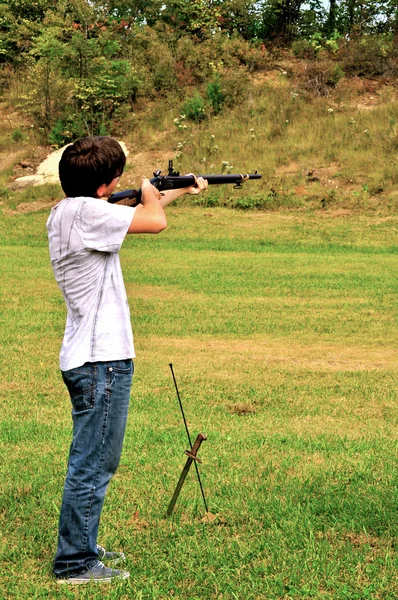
[53,359,133,577]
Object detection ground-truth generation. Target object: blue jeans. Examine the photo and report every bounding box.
[53,359,133,578]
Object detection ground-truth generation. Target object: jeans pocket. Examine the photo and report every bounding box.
[62,364,97,413]
[111,359,134,375]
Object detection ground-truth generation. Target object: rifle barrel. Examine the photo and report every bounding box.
[164,173,261,188]
[108,173,261,204]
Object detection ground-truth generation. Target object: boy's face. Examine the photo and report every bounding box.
[96,175,121,199]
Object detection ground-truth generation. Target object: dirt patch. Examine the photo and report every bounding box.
[276,161,342,185]
[0,150,23,173]
[275,161,302,177]
[122,150,176,187]
[229,402,257,416]
[317,208,353,218]
[337,77,397,110]
[252,67,292,88]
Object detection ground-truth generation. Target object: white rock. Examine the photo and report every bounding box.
[13,141,129,189]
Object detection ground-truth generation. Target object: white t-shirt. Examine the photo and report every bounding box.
[46,197,136,371]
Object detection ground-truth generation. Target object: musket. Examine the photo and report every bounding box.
[108,159,262,207]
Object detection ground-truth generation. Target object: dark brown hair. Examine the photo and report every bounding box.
[58,136,126,198]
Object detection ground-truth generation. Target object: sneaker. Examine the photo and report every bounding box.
[57,560,130,585]
[97,544,126,564]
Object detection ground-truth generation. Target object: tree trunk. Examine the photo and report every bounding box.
[277,0,303,43]
[326,0,337,36]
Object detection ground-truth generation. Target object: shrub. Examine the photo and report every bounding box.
[292,39,318,60]
[219,34,268,72]
[182,92,207,122]
[48,116,87,147]
[300,59,344,97]
[337,35,396,78]
[218,67,250,108]
[11,128,25,142]
[207,76,224,114]
[174,35,225,84]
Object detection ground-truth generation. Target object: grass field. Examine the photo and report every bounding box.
[0,204,397,599]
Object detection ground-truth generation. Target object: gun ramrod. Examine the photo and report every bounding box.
[108,160,262,207]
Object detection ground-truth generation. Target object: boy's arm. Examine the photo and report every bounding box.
[127,178,167,234]
[159,176,208,207]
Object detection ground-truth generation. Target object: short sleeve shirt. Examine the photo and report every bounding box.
[46,197,136,371]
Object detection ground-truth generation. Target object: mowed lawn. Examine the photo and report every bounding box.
[0,206,397,599]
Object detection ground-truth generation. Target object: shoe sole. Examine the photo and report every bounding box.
[57,571,130,585]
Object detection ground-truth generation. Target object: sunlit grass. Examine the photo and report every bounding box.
[0,205,397,598]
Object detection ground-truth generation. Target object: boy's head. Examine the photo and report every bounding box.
[59,136,126,198]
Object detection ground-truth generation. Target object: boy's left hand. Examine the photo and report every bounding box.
[184,175,208,195]
[159,175,208,207]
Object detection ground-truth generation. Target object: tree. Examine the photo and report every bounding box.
[3,0,54,21]
[260,0,304,43]
[0,0,54,65]
[325,0,337,36]
[330,0,397,36]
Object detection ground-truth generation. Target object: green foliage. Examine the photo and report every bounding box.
[0,185,11,199]
[218,67,250,108]
[337,34,397,77]
[0,2,39,66]
[4,0,54,21]
[48,116,85,147]
[293,30,343,59]
[206,76,224,114]
[123,25,177,95]
[292,38,318,59]
[1,0,398,145]
[159,0,223,37]
[11,128,25,142]
[1,0,398,76]
[182,91,206,122]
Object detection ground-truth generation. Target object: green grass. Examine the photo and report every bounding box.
[0,206,397,599]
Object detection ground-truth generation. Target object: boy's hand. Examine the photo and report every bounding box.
[159,175,208,207]
[128,176,167,234]
[141,177,162,202]
[184,175,208,195]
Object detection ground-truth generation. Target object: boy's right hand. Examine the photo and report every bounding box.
[127,177,167,234]
[141,177,162,202]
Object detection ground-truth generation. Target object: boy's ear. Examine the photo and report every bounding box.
[96,183,108,198]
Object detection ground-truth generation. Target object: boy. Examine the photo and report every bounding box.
[47,136,207,584]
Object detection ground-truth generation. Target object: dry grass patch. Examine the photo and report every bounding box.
[137,335,397,373]
[3,199,56,214]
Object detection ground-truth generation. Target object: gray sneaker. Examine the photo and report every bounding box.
[97,544,126,564]
[57,560,130,585]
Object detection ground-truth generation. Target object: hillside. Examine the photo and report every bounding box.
[1,59,398,216]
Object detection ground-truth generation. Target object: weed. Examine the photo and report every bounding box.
[11,128,25,143]
[182,92,207,122]
[207,76,224,115]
